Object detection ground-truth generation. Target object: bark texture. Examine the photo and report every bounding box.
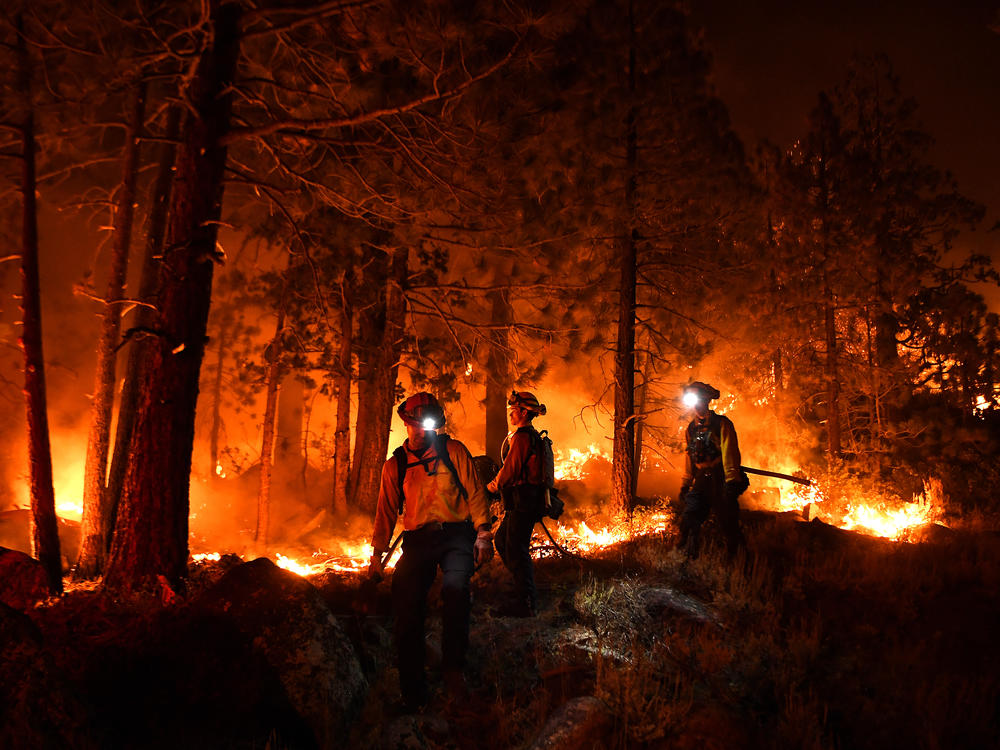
[485,288,512,464]
[255,308,285,550]
[611,3,637,516]
[104,2,241,592]
[332,290,352,518]
[17,14,62,594]
[106,105,180,533]
[350,245,407,517]
[76,82,147,579]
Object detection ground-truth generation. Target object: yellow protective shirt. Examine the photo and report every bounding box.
[680,410,742,485]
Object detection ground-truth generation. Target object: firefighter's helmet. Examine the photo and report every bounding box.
[398,392,446,429]
[507,390,546,416]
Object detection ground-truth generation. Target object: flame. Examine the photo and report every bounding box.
[537,511,673,557]
[775,475,942,541]
[553,443,610,481]
[56,499,83,520]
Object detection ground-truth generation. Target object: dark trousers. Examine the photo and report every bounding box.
[495,504,540,611]
[679,468,744,558]
[391,521,475,706]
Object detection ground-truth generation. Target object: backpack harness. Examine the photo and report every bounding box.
[392,433,468,514]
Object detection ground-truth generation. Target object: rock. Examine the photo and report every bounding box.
[0,602,94,749]
[380,713,456,750]
[0,546,51,610]
[527,696,615,750]
[86,606,314,749]
[195,557,368,748]
[673,704,750,750]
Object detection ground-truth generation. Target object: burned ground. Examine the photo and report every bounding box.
[3,509,999,749]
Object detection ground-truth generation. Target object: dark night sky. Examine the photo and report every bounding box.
[689,0,1000,305]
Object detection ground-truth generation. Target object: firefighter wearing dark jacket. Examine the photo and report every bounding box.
[368,392,494,710]
[677,382,748,558]
[487,391,547,617]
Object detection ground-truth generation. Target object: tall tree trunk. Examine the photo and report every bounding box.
[631,350,648,501]
[824,292,842,459]
[611,0,637,516]
[351,244,406,517]
[332,290,353,519]
[985,313,998,410]
[256,307,285,550]
[104,2,241,593]
[485,287,512,464]
[17,14,61,594]
[76,81,147,579]
[106,104,181,534]
[276,371,304,478]
[208,313,231,480]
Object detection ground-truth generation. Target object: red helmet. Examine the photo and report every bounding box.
[397,392,446,429]
[507,390,546,416]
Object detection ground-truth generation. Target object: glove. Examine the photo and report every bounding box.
[725,479,744,501]
[487,479,499,495]
[367,551,385,581]
[474,529,494,566]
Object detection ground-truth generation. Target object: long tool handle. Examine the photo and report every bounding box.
[741,466,812,486]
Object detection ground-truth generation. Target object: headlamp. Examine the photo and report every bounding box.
[682,391,701,408]
[422,417,437,430]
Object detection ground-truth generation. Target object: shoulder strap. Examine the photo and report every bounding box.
[435,434,469,501]
[394,436,470,509]
[392,446,407,515]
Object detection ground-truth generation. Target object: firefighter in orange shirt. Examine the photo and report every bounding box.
[487,391,547,617]
[368,392,494,710]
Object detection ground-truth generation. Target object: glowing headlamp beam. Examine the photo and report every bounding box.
[422,417,437,430]
[682,391,701,408]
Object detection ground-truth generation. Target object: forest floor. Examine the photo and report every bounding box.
[7,506,1000,749]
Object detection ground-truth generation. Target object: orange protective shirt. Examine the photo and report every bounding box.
[370,435,490,553]
[494,427,544,489]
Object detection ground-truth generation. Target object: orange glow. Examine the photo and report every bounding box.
[553,442,610,481]
[778,476,943,541]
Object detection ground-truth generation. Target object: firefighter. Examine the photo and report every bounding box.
[677,382,748,559]
[487,390,547,617]
[368,392,494,710]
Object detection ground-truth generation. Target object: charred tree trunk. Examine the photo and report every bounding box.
[104,2,241,593]
[631,350,648,501]
[985,313,998,409]
[332,289,353,519]
[350,244,406,517]
[76,82,147,579]
[824,292,842,459]
[106,104,181,534]
[208,312,231,480]
[276,371,304,481]
[611,1,637,516]
[255,307,285,550]
[485,287,512,464]
[16,15,61,594]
